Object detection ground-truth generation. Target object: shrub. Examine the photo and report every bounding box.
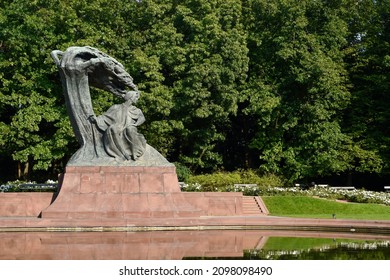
[184,170,284,192]
[181,173,390,206]
[174,162,192,182]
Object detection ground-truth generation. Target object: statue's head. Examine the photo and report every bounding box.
[124,91,139,103]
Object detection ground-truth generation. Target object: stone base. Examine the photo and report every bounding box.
[0,193,54,217]
[41,166,243,219]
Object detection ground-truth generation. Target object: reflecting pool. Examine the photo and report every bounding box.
[0,230,388,260]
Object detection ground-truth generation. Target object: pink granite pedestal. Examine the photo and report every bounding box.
[0,193,54,217]
[40,166,243,219]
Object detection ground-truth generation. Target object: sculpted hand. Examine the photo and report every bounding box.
[88,115,97,124]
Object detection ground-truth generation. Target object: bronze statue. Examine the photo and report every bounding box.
[51,46,170,166]
[89,91,146,161]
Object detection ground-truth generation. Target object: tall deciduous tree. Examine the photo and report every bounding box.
[130,0,248,172]
[0,0,140,179]
[1,0,67,179]
[342,0,389,174]
[241,0,382,181]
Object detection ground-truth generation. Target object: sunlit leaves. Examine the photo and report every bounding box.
[0,0,388,182]
[241,0,381,181]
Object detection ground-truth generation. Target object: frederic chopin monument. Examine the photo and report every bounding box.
[41,46,241,219]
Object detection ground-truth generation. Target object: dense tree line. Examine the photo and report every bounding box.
[0,0,389,186]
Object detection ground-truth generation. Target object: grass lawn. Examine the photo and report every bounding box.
[261,196,390,220]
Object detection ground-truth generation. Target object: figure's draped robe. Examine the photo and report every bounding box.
[95,103,146,161]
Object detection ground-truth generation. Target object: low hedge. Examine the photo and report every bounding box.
[184,170,285,192]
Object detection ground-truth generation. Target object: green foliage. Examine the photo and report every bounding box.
[174,162,192,182]
[342,0,390,173]
[241,0,363,182]
[137,0,248,171]
[0,0,389,185]
[186,170,284,191]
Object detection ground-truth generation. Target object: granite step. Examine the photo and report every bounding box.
[242,196,265,215]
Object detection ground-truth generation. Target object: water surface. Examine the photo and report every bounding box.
[0,230,388,260]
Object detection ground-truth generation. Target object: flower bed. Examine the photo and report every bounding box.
[0,180,58,192]
[181,183,390,206]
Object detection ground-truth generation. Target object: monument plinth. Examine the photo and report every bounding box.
[41,165,179,218]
